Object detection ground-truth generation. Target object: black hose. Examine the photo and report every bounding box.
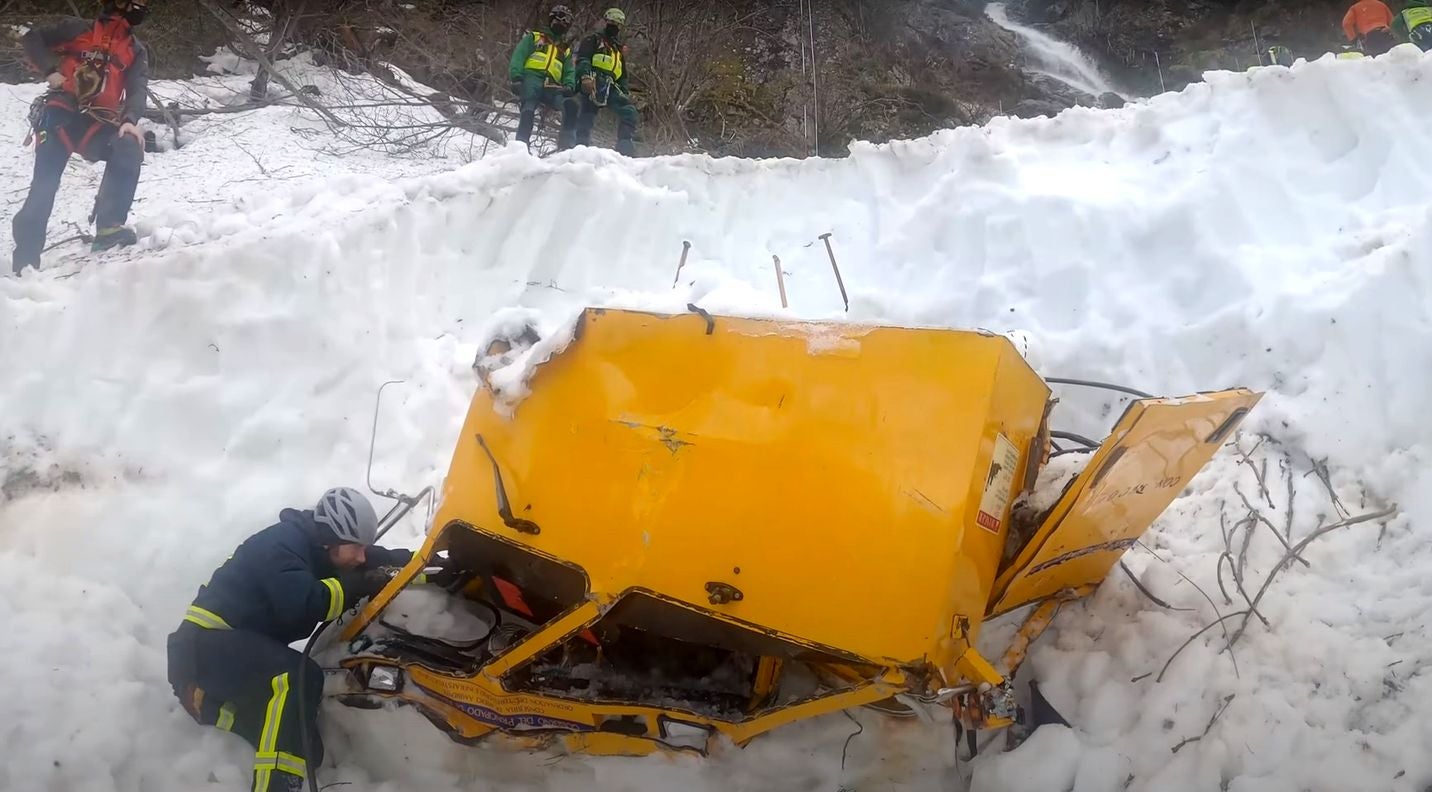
[298,620,332,792]
[1045,377,1153,399]
[1051,430,1099,448]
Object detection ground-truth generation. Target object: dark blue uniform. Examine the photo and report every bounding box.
[166,508,410,792]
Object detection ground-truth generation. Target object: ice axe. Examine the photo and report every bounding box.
[818,232,850,312]
[672,240,690,288]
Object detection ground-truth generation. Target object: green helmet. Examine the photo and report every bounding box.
[604,8,627,25]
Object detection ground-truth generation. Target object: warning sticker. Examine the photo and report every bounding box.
[976,434,1020,534]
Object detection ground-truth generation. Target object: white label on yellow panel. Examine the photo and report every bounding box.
[977,434,1019,534]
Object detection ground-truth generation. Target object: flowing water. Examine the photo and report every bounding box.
[986,3,1124,99]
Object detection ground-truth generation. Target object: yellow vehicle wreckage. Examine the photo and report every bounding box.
[331,306,1261,758]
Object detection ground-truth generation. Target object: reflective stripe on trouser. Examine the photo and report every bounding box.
[253,672,305,791]
[216,702,236,732]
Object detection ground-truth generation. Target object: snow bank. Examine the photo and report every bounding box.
[2,44,1432,792]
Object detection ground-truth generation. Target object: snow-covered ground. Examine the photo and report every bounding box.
[2,41,1431,792]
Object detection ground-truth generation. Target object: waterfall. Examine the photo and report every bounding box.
[986,3,1123,99]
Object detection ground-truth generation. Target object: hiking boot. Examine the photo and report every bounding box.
[11,254,38,277]
[91,225,138,253]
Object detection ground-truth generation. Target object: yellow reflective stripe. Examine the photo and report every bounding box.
[524,32,565,82]
[592,49,623,80]
[216,703,236,732]
[255,751,306,779]
[1407,7,1432,27]
[184,605,231,630]
[321,577,343,620]
[253,672,292,791]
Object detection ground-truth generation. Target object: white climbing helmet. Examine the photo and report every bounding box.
[314,486,378,546]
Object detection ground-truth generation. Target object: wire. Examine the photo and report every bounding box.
[1045,377,1152,399]
[1051,430,1099,448]
[840,710,864,770]
[298,621,332,792]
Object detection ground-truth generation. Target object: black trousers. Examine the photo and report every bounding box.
[167,623,324,791]
[564,87,638,156]
[11,104,142,269]
[514,73,578,150]
[1363,28,1397,56]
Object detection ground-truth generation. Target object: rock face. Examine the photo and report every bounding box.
[1008,0,1358,96]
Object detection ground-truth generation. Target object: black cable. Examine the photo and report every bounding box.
[298,621,332,792]
[1045,377,1153,399]
[1051,430,1099,448]
[840,709,864,771]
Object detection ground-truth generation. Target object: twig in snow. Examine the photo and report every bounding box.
[233,139,270,176]
[1283,461,1296,543]
[1171,694,1235,753]
[1225,504,1400,651]
[1235,482,1306,567]
[1120,561,1194,612]
[1311,458,1351,520]
[1158,612,1247,683]
[1234,435,1274,508]
[1159,557,1240,679]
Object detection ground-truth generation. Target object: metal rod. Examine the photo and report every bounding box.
[808,0,819,156]
[366,380,406,500]
[818,232,849,312]
[672,239,691,288]
[1251,22,1262,65]
[772,255,788,308]
[374,485,435,542]
[1154,50,1166,93]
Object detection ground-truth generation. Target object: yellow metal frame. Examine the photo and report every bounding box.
[333,307,1260,757]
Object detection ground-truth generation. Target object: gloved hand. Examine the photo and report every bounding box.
[338,568,392,605]
[46,72,64,90]
[117,122,143,146]
[416,552,465,589]
[580,73,596,95]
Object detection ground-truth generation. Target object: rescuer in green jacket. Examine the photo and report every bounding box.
[507,5,577,150]
[1394,0,1432,50]
[567,8,639,156]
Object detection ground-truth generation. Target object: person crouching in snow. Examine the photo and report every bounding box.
[10,0,150,276]
[1342,0,1397,56]
[1394,0,1432,51]
[166,487,415,792]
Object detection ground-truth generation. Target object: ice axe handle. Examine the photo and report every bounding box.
[672,240,691,288]
[819,233,850,312]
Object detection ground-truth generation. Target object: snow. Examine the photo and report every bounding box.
[2,39,1432,792]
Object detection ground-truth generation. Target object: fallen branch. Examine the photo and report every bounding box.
[1120,561,1193,612]
[1311,458,1351,520]
[1225,504,1399,651]
[1235,482,1306,567]
[1172,694,1235,753]
[1234,435,1274,508]
[1158,612,1246,683]
[197,0,345,129]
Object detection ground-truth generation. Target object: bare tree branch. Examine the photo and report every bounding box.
[197,0,345,128]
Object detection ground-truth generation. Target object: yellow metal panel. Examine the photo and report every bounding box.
[988,389,1262,616]
[433,308,1051,667]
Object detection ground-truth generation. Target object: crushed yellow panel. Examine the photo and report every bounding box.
[988,389,1262,616]
[432,307,1050,669]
